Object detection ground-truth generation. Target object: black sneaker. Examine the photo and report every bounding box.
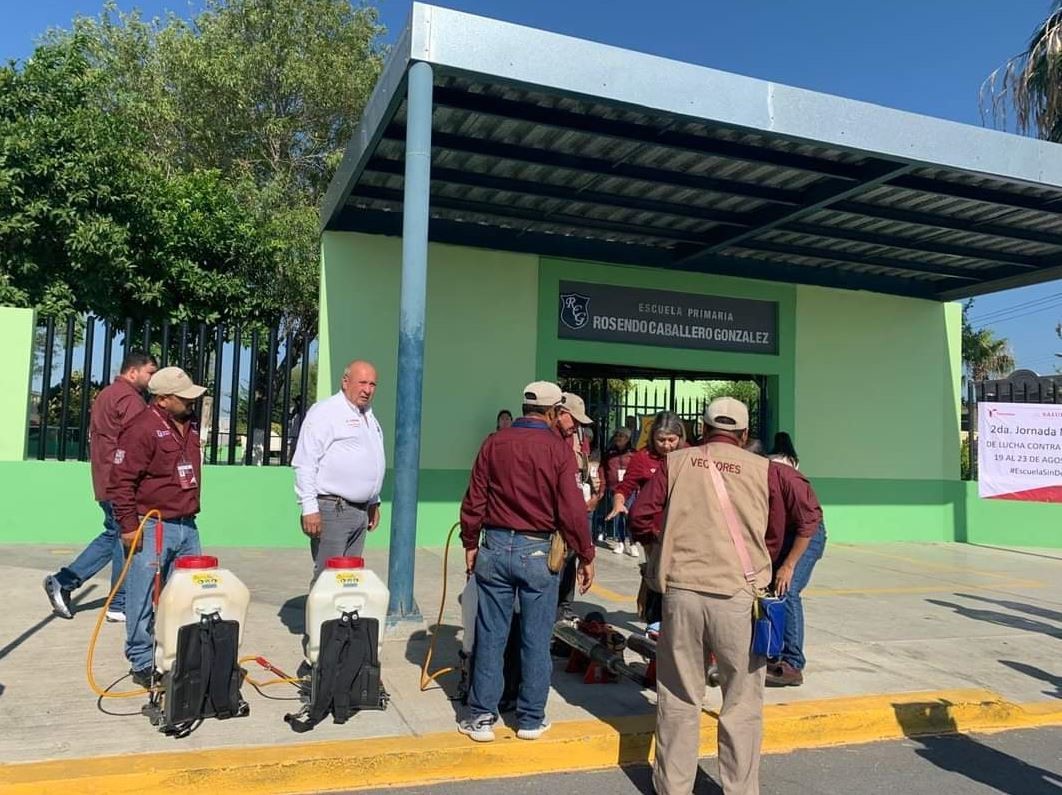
[130,667,155,689]
[43,575,73,619]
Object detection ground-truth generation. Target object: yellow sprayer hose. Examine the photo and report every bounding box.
[419,522,462,691]
[85,509,162,699]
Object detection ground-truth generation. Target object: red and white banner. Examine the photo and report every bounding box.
[978,402,1062,502]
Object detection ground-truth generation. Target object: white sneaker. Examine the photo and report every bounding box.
[517,721,552,740]
[106,610,126,623]
[596,532,605,543]
[624,542,640,558]
[612,542,625,554]
[458,715,496,743]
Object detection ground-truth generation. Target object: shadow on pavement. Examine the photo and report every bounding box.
[893,700,1062,794]
[998,659,1062,700]
[925,598,1062,640]
[0,584,99,663]
[405,623,465,721]
[952,593,1062,625]
[279,594,306,635]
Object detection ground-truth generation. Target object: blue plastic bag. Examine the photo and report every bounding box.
[752,595,787,658]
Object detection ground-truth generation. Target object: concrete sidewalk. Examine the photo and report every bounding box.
[0,540,1060,783]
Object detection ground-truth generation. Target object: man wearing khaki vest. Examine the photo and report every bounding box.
[630,397,821,795]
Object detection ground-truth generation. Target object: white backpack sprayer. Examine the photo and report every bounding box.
[87,510,251,737]
[284,555,390,732]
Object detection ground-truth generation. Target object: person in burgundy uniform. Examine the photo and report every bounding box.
[43,350,157,622]
[110,366,207,687]
[457,381,595,744]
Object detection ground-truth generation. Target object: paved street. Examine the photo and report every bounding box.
[365,726,1062,795]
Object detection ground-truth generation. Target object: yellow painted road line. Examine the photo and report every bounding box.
[1,689,1059,794]
[589,583,636,603]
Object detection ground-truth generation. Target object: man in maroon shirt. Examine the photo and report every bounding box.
[110,366,206,686]
[457,381,594,743]
[43,351,156,621]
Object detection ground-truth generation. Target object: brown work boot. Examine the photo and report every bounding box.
[765,661,804,687]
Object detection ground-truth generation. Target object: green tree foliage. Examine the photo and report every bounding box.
[961,300,1016,382]
[3,0,384,334]
[982,1,1062,141]
[703,379,761,407]
[0,35,279,324]
[53,0,384,335]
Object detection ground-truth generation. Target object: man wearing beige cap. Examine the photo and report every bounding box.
[110,366,208,686]
[458,381,594,743]
[555,392,596,620]
[629,397,821,795]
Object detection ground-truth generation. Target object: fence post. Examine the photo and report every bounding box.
[0,308,37,462]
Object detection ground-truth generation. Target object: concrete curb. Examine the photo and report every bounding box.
[2,689,1059,794]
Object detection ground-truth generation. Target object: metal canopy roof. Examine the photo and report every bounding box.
[321,4,1062,301]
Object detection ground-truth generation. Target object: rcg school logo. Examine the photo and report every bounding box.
[560,292,591,330]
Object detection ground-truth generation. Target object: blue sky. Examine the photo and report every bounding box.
[4,1,1061,372]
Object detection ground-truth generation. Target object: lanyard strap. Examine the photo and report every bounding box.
[701,447,757,584]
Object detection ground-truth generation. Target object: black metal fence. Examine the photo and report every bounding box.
[559,376,767,456]
[29,316,317,465]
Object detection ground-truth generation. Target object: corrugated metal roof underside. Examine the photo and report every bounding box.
[332,74,1062,300]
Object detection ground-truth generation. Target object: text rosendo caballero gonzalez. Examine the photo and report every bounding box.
[589,302,772,346]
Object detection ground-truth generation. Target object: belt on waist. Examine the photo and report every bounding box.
[484,528,553,539]
[318,494,369,510]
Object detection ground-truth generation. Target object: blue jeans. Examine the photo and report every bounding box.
[124,516,201,671]
[55,501,126,612]
[468,529,560,729]
[782,522,827,670]
[607,491,634,543]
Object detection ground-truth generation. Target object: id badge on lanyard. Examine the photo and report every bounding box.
[177,459,197,490]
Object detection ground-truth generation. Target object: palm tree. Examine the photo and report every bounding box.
[982,3,1062,140]
[962,302,1016,381]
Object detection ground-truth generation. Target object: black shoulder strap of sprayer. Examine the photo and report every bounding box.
[307,610,366,725]
[331,612,368,723]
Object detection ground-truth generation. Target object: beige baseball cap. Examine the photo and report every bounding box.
[522,381,563,408]
[149,366,207,399]
[560,392,593,426]
[704,397,749,431]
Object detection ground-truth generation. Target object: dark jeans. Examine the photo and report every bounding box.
[782,522,827,670]
[468,529,559,730]
[55,501,126,612]
[124,516,200,671]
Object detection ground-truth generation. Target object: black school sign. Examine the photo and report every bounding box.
[558,281,778,355]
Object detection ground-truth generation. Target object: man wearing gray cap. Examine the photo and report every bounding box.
[110,366,208,687]
[458,381,595,743]
[630,397,821,795]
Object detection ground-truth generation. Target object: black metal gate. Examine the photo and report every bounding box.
[558,362,769,455]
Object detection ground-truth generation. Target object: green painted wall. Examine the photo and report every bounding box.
[317,232,539,540]
[960,481,1061,547]
[793,286,963,543]
[0,307,35,462]
[0,460,468,549]
[793,286,962,481]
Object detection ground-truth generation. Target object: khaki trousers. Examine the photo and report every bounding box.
[653,586,765,795]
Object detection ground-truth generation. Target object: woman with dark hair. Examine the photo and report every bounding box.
[605,411,686,558]
[495,409,513,432]
[770,431,799,468]
[767,432,826,688]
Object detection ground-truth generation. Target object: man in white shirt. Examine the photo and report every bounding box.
[292,360,386,578]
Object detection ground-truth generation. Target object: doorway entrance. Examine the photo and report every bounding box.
[558,361,770,454]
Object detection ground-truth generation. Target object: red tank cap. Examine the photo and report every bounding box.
[175,555,219,570]
[326,556,364,569]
